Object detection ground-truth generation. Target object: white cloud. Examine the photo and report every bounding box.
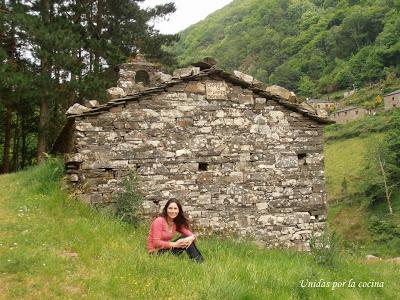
[142,0,233,34]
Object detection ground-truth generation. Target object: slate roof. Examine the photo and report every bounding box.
[306,99,336,104]
[332,106,363,114]
[384,89,400,97]
[67,63,334,124]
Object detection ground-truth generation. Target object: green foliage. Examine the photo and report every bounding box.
[309,227,341,269]
[325,110,400,257]
[369,216,400,247]
[115,170,144,226]
[0,0,177,172]
[361,111,400,212]
[171,0,400,95]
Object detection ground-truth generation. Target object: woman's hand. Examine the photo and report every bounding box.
[183,236,196,248]
[171,236,196,249]
[171,240,187,249]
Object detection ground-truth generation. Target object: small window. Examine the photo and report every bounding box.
[199,162,208,171]
[298,153,307,160]
[394,104,397,108]
[355,111,358,115]
[393,97,395,100]
[298,153,307,165]
[135,70,150,85]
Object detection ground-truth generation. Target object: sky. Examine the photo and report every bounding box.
[142,0,233,34]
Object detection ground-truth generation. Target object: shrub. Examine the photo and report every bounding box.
[309,227,341,268]
[115,170,144,226]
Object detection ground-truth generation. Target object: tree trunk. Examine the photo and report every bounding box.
[10,113,19,171]
[37,0,50,164]
[21,118,27,169]
[1,106,12,173]
[378,153,394,215]
[37,97,49,163]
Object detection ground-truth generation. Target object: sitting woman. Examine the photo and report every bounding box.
[147,199,204,262]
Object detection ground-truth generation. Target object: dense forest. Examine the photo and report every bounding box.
[0,0,177,173]
[171,0,400,96]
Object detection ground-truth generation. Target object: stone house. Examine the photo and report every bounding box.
[64,57,333,250]
[306,99,337,112]
[329,106,370,124]
[384,90,400,111]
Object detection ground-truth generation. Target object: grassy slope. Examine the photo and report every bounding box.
[324,112,400,258]
[1,161,399,299]
[324,136,371,200]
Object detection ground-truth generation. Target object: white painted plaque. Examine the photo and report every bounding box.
[206,81,227,100]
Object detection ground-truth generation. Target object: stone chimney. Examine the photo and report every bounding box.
[116,54,167,95]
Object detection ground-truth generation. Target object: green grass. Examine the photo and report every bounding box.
[324,115,400,258]
[1,160,400,299]
[324,135,378,200]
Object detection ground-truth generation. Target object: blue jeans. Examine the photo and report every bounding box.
[156,236,204,263]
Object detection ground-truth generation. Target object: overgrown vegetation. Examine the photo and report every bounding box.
[1,160,400,299]
[172,0,400,96]
[309,227,341,269]
[115,170,144,226]
[324,109,400,257]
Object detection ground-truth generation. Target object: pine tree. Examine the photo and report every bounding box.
[1,0,177,169]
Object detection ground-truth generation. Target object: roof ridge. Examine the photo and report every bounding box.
[66,64,333,124]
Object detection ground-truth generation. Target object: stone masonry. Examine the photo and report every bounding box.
[65,58,333,250]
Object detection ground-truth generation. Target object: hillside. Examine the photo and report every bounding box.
[1,160,399,299]
[171,0,400,97]
[324,110,400,257]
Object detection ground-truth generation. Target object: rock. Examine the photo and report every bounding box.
[300,102,317,114]
[59,251,79,258]
[117,80,136,94]
[234,70,254,84]
[155,72,172,83]
[65,153,84,164]
[70,174,79,182]
[388,257,400,264]
[118,69,135,82]
[185,81,205,94]
[253,79,266,89]
[173,67,200,78]
[239,94,254,105]
[85,100,100,108]
[366,255,381,261]
[106,87,126,100]
[316,109,328,118]
[66,103,91,115]
[266,85,297,102]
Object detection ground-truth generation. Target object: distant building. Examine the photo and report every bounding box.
[330,106,370,124]
[384,90,400,111]
[306,99,337,111]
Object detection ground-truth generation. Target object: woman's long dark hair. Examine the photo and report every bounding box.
[161,199,190,230]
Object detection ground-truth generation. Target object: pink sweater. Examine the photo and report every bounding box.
[147,216,193,253]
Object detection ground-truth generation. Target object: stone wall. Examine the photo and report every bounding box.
[330,107,369,124]
[66,75,327,250]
